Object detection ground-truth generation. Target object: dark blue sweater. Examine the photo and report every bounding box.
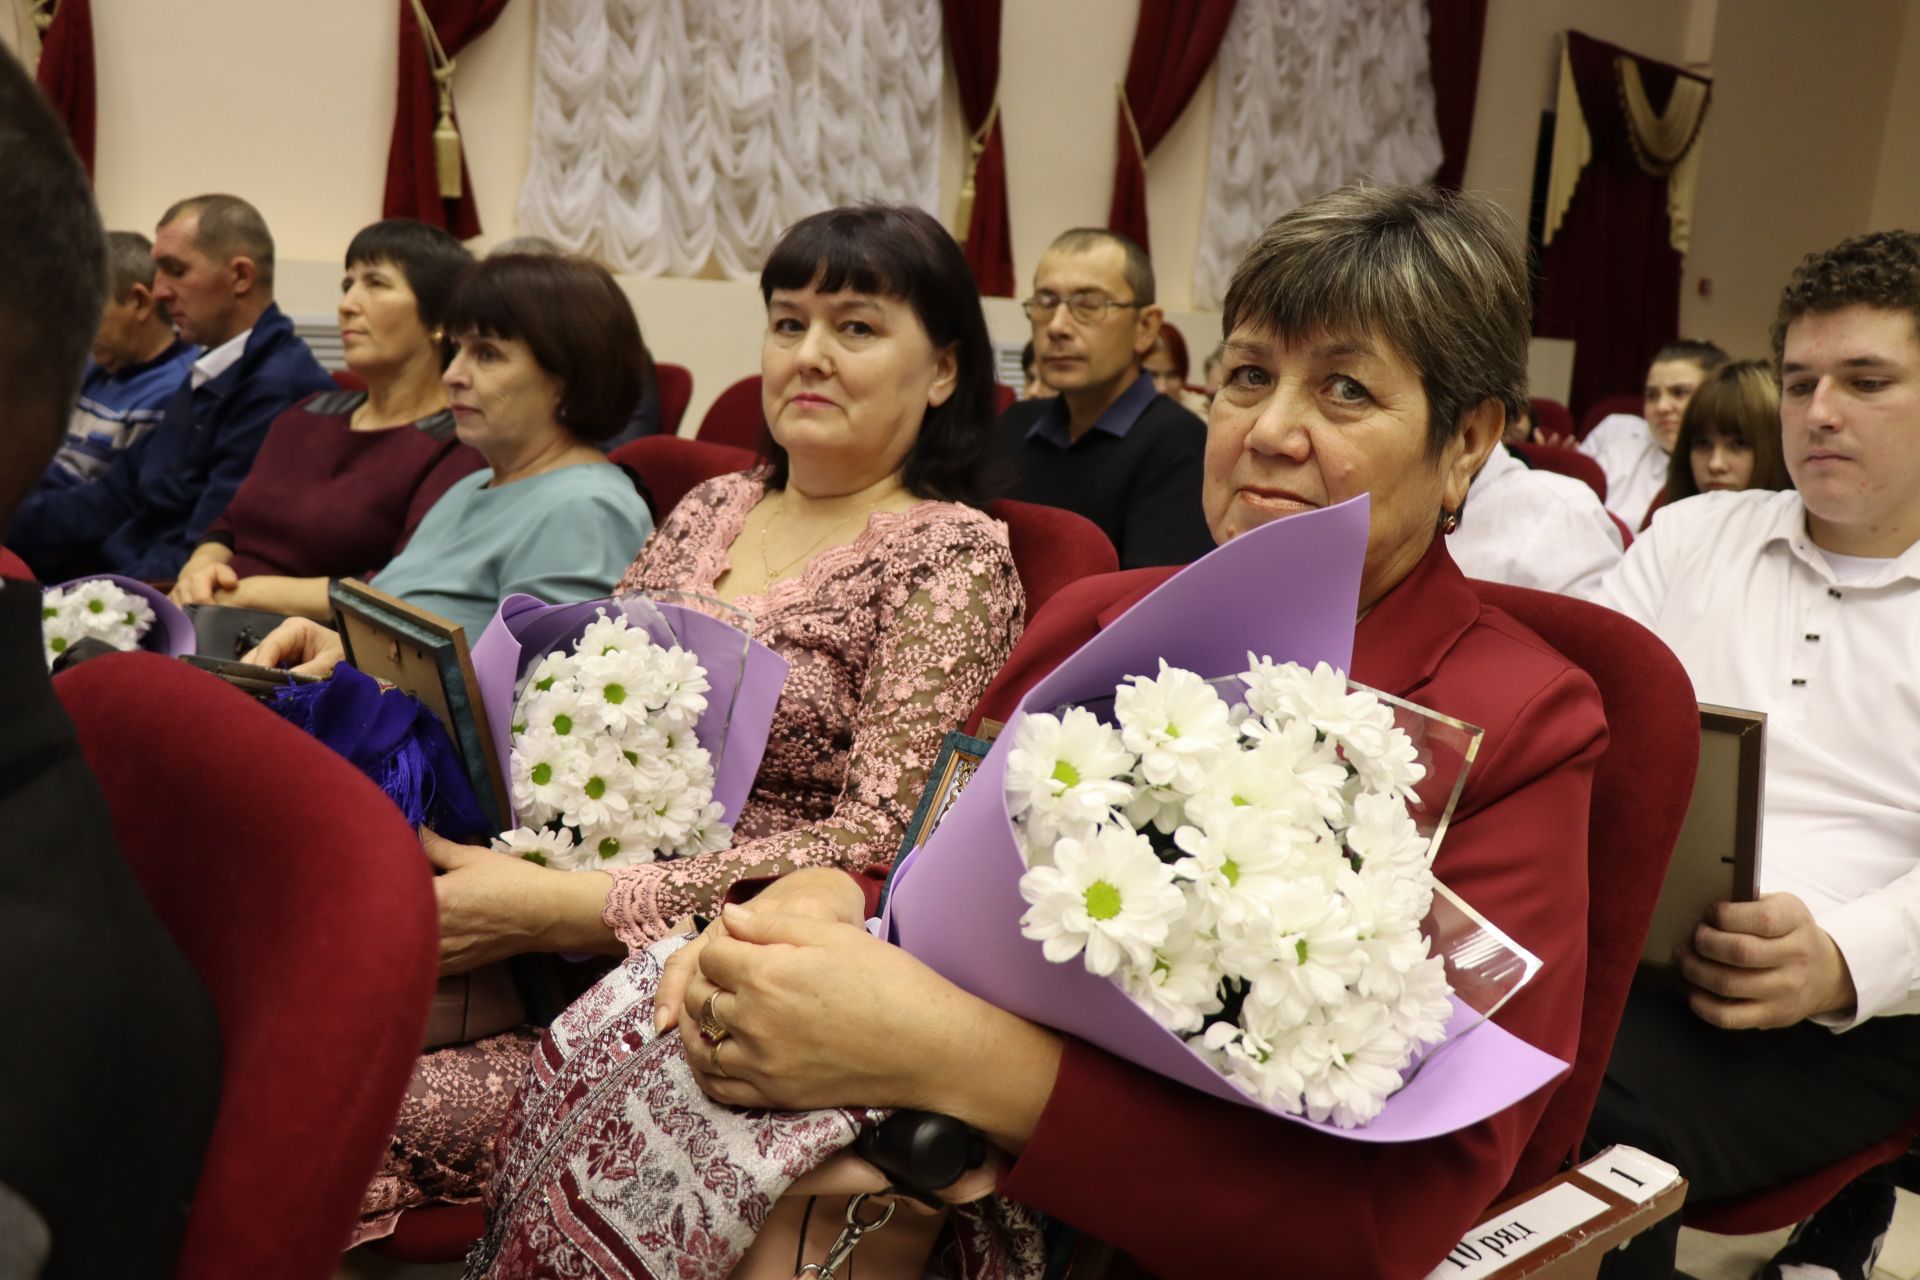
[10,302,332,581]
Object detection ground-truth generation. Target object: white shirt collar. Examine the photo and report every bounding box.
[190,327,252,390]
[1759,492,1920,586]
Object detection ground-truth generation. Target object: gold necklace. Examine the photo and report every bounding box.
[757,488,896,582]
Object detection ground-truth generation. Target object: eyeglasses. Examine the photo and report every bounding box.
[1022,290,1141,325]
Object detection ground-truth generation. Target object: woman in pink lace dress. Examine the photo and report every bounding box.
[348,205,1025,1246]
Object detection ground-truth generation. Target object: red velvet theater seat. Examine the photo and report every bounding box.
[654,361,694,436]
[609,435,759,524]
[987,498,1119,618]
[54,652,438,1280]
[695,374,766,451]
[1470,583,1699,1197]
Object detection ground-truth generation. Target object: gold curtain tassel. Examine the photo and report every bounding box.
[952,98,999,238]
[433,78,463,199]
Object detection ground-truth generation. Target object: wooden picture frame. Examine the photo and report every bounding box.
[1639,703,1765,968]
[329,579,510,830]
[897,731,995,861]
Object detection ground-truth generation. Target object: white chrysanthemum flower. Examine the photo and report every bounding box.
[1343,790,1432,877]
[1018,825,1186,977]
[508,728,590,826]
[560,737,637,831]
[1171,797,1306,931]
[1203,1014,1307,1113]
[574,650,659,735]
[670,801,733,858]
[1005,708,1136,852]
[117,589,155,634]
[576,814,659,868]
[1298,999,1415,1128]
[518,683,590,741]
[522,650,577,700]
[650,644,711,727]
[1235,715,1351,825]
[1387,949,1455,1048]
[42,612,85,667]
[492,825,585,870]
[573,608,651,659]
[1113,662,1236,793]
[1123,924,1225,1034]
[64,579,129,634]
[1224,881,1365,1026]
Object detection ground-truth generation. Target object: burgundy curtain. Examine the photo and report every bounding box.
[940,0,1014,297]
[1426,0,1487,189]
[34,0,97,178]
[1536,32,1706,419]
[1106,0,1237,252]
[383,0,512,239]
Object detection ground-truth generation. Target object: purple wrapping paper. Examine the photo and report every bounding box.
[53,574,194,657]
[471,593,789,828]
[885,498,1570,1143]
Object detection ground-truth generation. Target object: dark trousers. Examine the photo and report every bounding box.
[1589,972,1920,1279]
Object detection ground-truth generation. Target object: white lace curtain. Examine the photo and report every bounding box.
[1193,0,1444,308]
[519,0,943,277]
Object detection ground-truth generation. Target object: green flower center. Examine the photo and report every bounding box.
[623,749,639,766]
[530,762,552,786]
[535,675,556,692]
[124,611,137,625]
[1221,858,1240,886]
[598,837,620,860]
[1051,760,1081,789]
[1295,938,1310,964]
[585,776,606,800]
[1084,879,1122,921]
[521,850,549,866]
[1165,722,1180,739]
[49,636,67,652]
[41,606,56,620]
[86,598,105,614]
[603,683,626,705]
[552,713,573,735]
[1231,793,1249,807]
[602,645,620,656]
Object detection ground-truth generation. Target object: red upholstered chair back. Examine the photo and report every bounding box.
[1578,393,1644,441]
[1640,487,1672,532]
[1607,512,1634,550]
[609,435,759,523]
[654,361,694,436]
[53,653,439,1280]
[0,545,32,579]
[993,382,1017,414]
[1469,584,1699,1198]
[987,499,1119,618]
[330,368,367,393]
[1529,397,1575,441]
[1512,440,1609,503]
[1684,1114,1920,1233]
[695,375,767,451]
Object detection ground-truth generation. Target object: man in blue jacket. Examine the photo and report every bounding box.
[8,193,331,581]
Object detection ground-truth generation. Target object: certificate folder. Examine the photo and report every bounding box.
[1639,704,1765,968]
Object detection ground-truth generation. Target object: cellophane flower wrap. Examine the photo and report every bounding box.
[41,574,192,667]
[1008,656,1452,1128]
[884,498,1569,1143]
[472,590,789,870]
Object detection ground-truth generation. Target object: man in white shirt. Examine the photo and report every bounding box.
[1589,232,1920,1280]
[1579,339,1727,531]
[1446,442,1624,597]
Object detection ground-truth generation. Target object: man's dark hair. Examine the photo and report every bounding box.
[159,193,276,291]
[1046,227,1156,306]
[1650,338,1729,374]
[345,218,474,333]
[0,48,107,523]
[1771,230,1920,364]
[759,203,999,506]
[442,253,650,444]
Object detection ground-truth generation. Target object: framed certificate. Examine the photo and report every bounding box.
[329,578,510,830]
[1639,704,1765,968]
[897,731,995,860]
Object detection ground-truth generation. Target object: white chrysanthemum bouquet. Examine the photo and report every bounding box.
[1005,655,1454,1128]
[40,577,158,668]
[491,607,732,870]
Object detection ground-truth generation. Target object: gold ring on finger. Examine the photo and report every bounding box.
[709,1035,731,1079]
[700,989,730,1043]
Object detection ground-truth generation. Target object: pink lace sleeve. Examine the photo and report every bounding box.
[602,515,1024,947]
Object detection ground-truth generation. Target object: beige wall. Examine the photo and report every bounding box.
[13,0,1920,422]
[1681,0,1909,359]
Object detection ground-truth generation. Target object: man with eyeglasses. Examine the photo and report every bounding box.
[992,228,1212,569]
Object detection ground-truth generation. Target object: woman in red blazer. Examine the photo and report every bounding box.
[647,184,1609,1279]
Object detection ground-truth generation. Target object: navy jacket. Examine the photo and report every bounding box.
[10,303,332,581]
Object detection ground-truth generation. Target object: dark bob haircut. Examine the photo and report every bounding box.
[758,204,997,506]
[441,253,651,445]
[345,218,474,333]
